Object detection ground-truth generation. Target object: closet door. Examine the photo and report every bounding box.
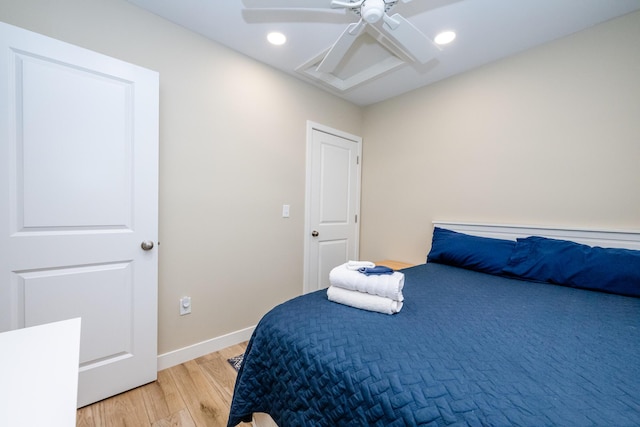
[305,123,361,293]
[0,21,159,407]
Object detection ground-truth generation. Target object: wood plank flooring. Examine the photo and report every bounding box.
[76,342,251,427]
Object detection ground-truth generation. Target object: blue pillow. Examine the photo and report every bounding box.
[427,227,516,275]
[503,236,640,297]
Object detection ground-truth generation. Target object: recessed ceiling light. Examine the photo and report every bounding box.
[267,32,286,46]
[434,31,456,45]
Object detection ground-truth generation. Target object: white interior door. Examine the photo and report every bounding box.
[304,122,362,293]
[0,22,159,407]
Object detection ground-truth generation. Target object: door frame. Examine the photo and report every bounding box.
[303,121,362,293]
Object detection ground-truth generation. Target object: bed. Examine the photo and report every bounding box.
[228,222,640,426]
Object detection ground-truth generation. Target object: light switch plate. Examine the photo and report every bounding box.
[180,296,191,315]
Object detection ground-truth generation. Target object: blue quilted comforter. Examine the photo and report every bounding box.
[228,263,640,426]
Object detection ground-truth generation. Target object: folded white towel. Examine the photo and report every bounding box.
[346,260,376,271]
[329,263,404,301]
[327,286,403,315]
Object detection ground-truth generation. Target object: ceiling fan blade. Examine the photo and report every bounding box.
[331,0,363,8]
[242,0,330,8]
[316,21,364,73]
[380,13,440,64]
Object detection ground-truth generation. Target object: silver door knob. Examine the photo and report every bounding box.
[311,230,319,237]
[141,241,154,251]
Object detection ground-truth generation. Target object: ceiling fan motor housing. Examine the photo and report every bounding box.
[361,0,386,23]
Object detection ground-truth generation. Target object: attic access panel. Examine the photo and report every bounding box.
[297,29,412,93]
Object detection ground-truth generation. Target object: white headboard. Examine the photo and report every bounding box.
[433,221,640,251]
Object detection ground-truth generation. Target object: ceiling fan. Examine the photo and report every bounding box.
[242,0,441,74]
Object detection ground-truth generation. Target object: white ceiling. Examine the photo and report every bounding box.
[127,0,640,106]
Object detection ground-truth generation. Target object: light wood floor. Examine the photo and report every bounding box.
[76,342,251,427]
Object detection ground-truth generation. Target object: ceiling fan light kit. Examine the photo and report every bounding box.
[361,0,385,23]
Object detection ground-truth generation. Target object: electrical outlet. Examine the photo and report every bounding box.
[180,296,191,315]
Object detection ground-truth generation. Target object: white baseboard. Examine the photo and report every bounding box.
[157,325,255,371]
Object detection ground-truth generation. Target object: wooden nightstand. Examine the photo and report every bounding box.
[375,260,415,270]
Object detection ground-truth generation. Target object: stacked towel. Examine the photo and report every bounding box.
[346,260,375,271]
[329,263,404,300]
[358,266,394,275]
[327,286,403,315]
[327,262,405,315]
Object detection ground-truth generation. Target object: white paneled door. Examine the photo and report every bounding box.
[305,122,361,293]
[0,22,159,407]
